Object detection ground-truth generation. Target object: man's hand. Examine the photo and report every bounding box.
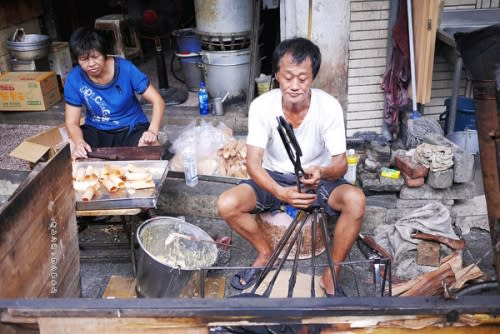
[279,185,317,209]
[300,166,321,190]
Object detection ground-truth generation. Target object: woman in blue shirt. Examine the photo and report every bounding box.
[64,27,165,159]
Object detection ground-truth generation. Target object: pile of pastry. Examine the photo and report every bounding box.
[72,163,154,201]
[217,138,248,178]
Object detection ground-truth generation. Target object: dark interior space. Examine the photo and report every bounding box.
[43,0,280,76]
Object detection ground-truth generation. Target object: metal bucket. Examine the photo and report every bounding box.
[177,54,203,92]
[194,0,252,36]
[201,48,250,99]
[135,216,218,298]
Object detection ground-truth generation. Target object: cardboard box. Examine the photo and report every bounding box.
[10,124,68,164]
[0,71,62,111]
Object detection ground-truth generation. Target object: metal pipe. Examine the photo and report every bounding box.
[406,0,419,117]
[456,281,499,297]
[447,57,463,134]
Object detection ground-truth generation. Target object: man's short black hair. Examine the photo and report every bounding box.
[69,27,110,59]
[272,37,321,79]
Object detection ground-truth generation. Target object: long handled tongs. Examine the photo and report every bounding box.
[276,116,306,192]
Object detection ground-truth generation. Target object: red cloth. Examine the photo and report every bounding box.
[381,0,410,137]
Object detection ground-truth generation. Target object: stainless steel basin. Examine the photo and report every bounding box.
[437,8,500,47]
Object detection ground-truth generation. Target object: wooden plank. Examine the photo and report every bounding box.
[413,0,442,104]
[47,236,81,298]
[0,144,80,298]
[0,167,76,297]
[102,276,137,299]
[90,146,163,160]
[38,318,208,334]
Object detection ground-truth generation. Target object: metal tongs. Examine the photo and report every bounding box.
[276,116,306,192]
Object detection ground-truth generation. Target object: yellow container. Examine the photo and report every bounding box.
[380,167,400,179]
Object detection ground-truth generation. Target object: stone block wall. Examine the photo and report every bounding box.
[357,133,489,237]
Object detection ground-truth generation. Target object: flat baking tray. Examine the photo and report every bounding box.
[73,160,169,211]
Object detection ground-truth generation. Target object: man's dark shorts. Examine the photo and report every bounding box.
[240,170,349,216]
[82,123,150,148]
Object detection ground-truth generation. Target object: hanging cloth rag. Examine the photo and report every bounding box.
[414,143,454,172]
[381,0,410,138]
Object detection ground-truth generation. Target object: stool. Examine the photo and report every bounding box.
[256,211,326,260]
[251,207,339,297]
[94,14,143,60]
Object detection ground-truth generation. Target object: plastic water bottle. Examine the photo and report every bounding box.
[198,81,209,115]
[344,149,360,185]
[183,147,198,187]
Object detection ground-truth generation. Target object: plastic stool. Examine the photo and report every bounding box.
[94,14,143,59]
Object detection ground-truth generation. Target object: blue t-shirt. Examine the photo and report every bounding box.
[64,57,150,131]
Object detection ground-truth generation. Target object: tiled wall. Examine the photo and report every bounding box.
[346,0,499,137]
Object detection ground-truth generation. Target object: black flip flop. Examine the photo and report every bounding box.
[325,286,347,297]
[230,268,262,290]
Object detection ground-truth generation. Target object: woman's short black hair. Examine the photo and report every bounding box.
[272,37,321,79]
[69,27,110,59]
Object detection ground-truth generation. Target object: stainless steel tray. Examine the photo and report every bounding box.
[73,160,169,211]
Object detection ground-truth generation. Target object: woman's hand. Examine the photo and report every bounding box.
[138,130,159,146]
[71,140,91,159]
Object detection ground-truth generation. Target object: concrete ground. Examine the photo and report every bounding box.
[0,48,496,300]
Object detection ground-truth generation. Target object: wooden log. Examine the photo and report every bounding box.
[393,252,462,296]
[412,232,466,250]
[451,264,486,290]
[401,263,456,296]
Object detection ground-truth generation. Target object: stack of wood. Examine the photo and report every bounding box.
[392,252,486,297]
[217,138,248,178]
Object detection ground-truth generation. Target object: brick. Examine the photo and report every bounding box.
[395,155,429,178]
[402,172,425,188]
[416,241,441,267]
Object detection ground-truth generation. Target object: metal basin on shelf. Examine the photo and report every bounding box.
[437,8,500,48]
[7,34,51,60]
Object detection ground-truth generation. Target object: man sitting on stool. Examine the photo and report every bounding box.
[216,37,365,296]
